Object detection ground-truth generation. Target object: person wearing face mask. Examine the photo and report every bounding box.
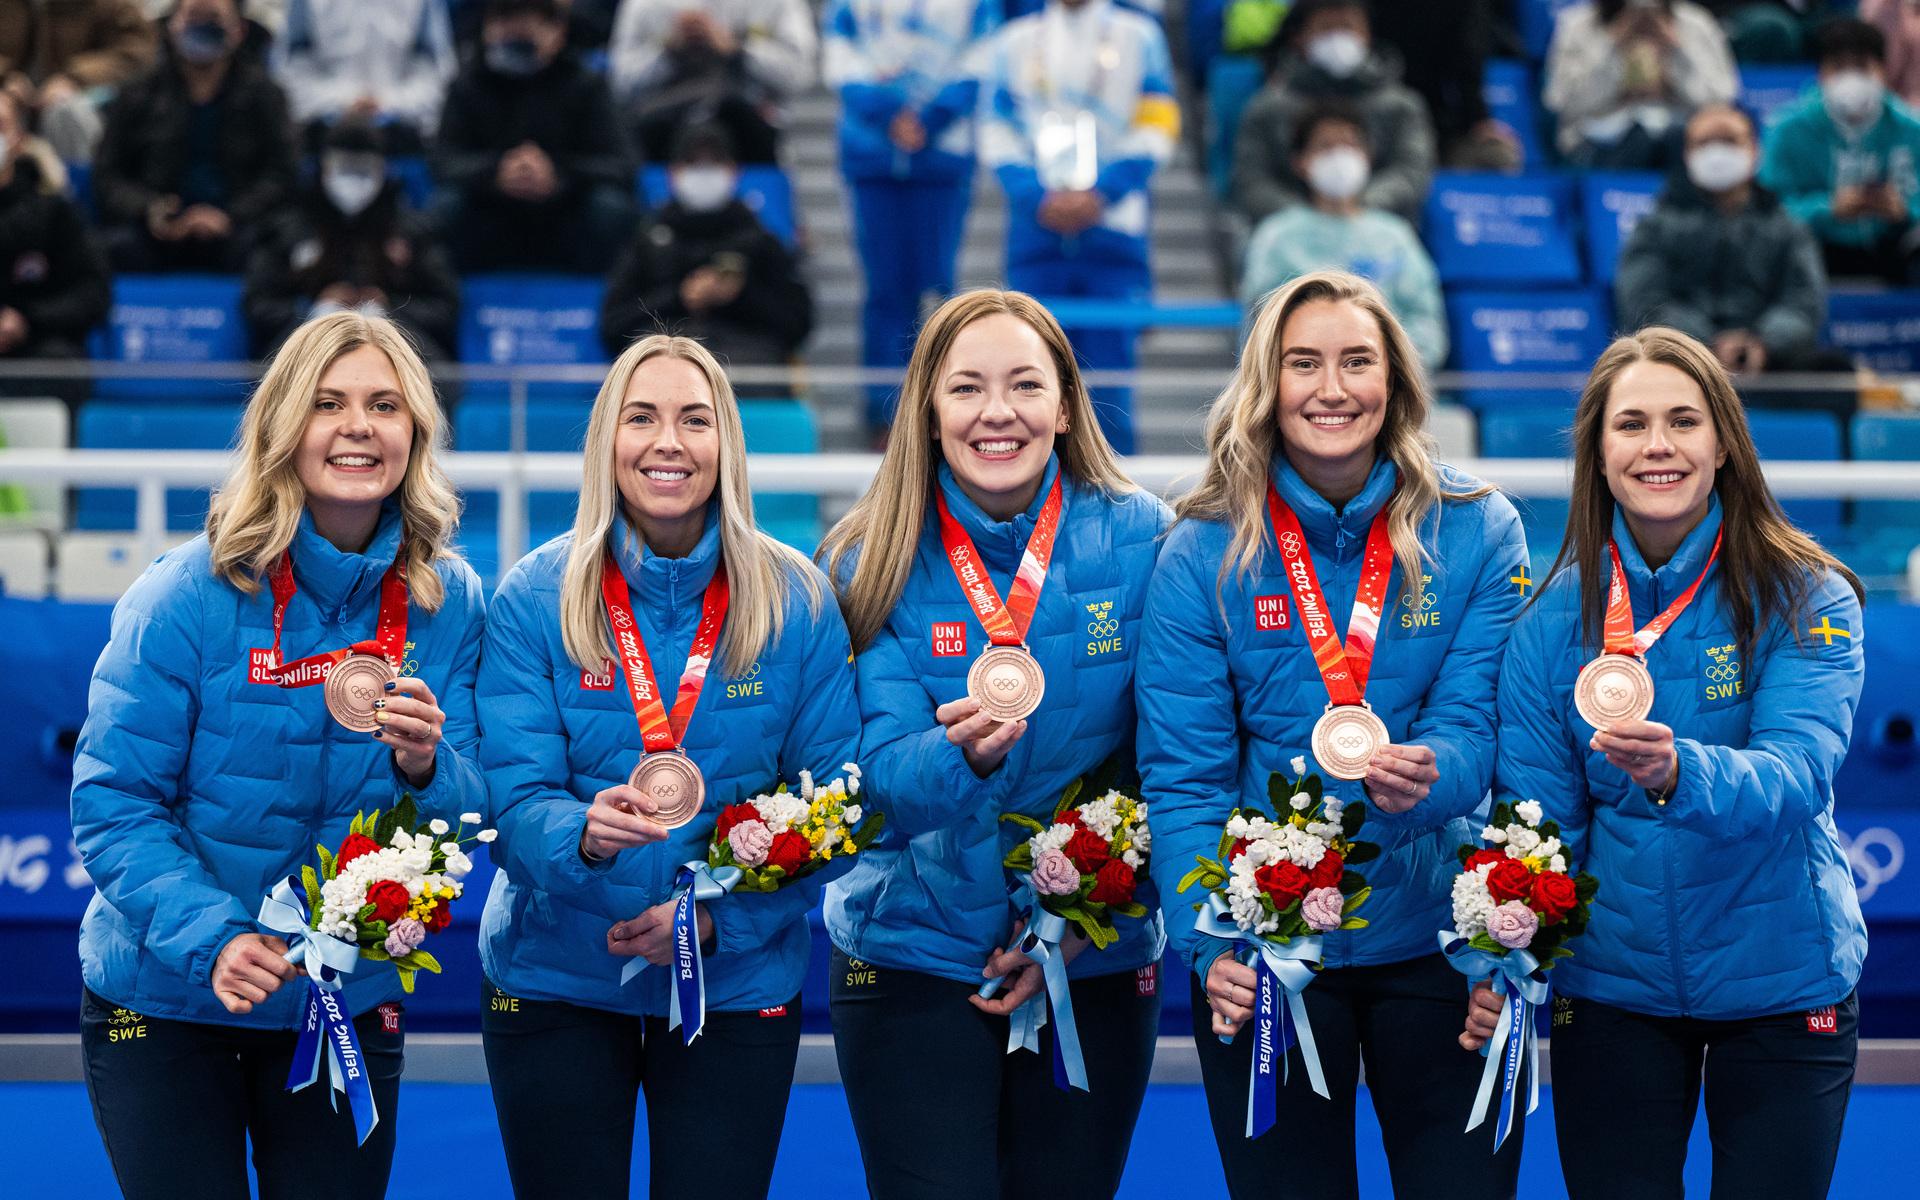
[93,0,296,273]
[431,0,635,272]
[244,119,460,358]
[1472,328,1865,1200]
[598,123,810,392]
[1762,17,1920,284]
[0,90,109,371]
[476,334,860,1199]
[1232,0,1435,225]
[1139,270,1527,1199]
[818,290,1170,1198]
[1543,0,1739,170]
[270,0,458,155]
[1617,104,1827,378]
[1240,104,1446,370]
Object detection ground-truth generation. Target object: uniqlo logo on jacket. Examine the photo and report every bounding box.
[932,622,967,657]
[580,659,614,690]
[248,648,326,687]
[1254,595,1290,631]
[1806,1005,1838,1034]
[1136,963,1158,997]
[758,1005,787,1018]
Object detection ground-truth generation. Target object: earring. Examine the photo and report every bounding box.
[1059,421,1071,434]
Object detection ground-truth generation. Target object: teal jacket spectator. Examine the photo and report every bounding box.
[1762,90,1920,253]
[1241,208,1445,369]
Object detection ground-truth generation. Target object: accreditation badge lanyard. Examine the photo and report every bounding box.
[262,548,410,684]
[935,474,1064,649]
[598,556,730,755]
[1265,485,1394,708]
[1602,531,1722,659]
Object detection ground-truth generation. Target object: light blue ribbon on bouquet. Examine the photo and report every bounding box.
[1196,894,1328,1137]
[1438,931,1549,1150]
[622,861,741,1045]
[1000,894,1089,1092]
[257,876,379,1146]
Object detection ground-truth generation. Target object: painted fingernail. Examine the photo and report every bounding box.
[374,711,390,723]
[384,681,397,692]
[371,730,384,739]
[372,699,386,710]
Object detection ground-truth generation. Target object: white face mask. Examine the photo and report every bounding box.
[1306,146,1370,201]
[324,169,383,217]
[1685,141,1755,193]
[671,166,737,212]
[1822,71,1885,125]
[1306,31,1368,79]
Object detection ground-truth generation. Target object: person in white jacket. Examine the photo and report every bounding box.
[608,0,816,162]
[1543,0,1737,170]
[270,0,458,151]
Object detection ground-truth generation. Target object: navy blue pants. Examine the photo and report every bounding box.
[850,173,972,430]
[1006,254,1151,455]
[1550,990,1858,1200]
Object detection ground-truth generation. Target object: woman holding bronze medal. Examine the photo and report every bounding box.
[474,335,860,1198]
[818,290,1169,1197]
[1477,328,1866,1199]
[70,313,483,1199]
[1138,271,1529,1197]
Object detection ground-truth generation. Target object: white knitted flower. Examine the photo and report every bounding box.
[1514,800,1543,826]
[1506,825,1542,856]
[1451,864,1497,937]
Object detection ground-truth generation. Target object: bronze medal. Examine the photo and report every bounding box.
[1310,703,1391,781]
[1574,653,1655,731]
[968,644,1046,722]
[323,653,398,733]
[628,752,705,830]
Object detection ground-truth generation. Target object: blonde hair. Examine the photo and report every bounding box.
[1175,270,1490,604]
[819,289,1138,653]
[559,334,821,677]
[206,312,459,611]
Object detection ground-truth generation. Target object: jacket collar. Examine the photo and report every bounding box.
[609,501,724,620]
[934,455,1064,574]
[290,501,405,614]
[1610,494,1723,601]
[1270,453,1397,550]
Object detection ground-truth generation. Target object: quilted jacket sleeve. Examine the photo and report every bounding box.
[398,560,487,817]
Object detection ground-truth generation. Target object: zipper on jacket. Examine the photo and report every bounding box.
[1662,809,1691,1015]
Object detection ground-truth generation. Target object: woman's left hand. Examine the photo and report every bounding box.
[375,676,443,787]
[1366,743,1439,813]
[969,917,1088,1017]
[607,901,714,966]
[1591,718,1678,793]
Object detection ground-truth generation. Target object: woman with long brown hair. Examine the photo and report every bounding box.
[1475,327,1867,1198]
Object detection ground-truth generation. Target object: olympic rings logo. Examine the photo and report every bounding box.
[1840,827,1904,903]
[1280,532,1302,555]
[1705,663,1740,683]
[1087,618,1119,636]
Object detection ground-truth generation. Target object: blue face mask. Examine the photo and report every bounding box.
[485,38,543,77]
[174,20,229,65]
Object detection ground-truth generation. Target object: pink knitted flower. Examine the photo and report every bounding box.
[728,819,774,867]
[1300,887,1345,933]
[1030,848,1084,896]
[1487,901,1540,950]
[383,918,427,957]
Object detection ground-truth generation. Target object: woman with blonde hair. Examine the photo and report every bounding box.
[475,334,860,1198]
[1472,328,1866,1198]
[71,311,485,1199]
[819,289,1170,1198]
[1138,270,1529,1196]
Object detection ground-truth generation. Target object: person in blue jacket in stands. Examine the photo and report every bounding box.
[1138,270,1529,1198]
[70,312,485,1200]
[818,289,1170,1198]
[1466,327,1867,1200]
[475,334,861,1200]
[822,0,1001,440]
[979,0,1180,454]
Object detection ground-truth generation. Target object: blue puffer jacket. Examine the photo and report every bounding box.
[1496,500,1866,1020]
[1140,457,1528,977]
[477,515,861,1016]
[71,504,486,1028]
[825,458,1171,984]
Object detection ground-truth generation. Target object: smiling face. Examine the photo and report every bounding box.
[1600,360,1727,554]
[613,354,721,556]
[1274,299,1391,499]
[933,312,1070,521]
[293,343,414,535]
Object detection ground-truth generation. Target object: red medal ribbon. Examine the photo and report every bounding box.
[600,556,730,754]
[1265,484,1395,708]
[1602,531,1721,658]
[935,474,1064,648]
[263,548,410,687]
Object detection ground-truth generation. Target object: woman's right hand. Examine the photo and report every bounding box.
[580,785,670,862]
[212,933,298,1014]
[935,696,1027,778]
[1461,980,1505,1051]
[1205,954,1260,1037]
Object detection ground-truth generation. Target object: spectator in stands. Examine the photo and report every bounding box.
[599,123,810,389]
[1863,0,1920,113]
[1618,103,1827,376]
[608,0,815,163]
[1232,0,1435,224]
[823,0,999,437]
[1369,0,1519,170]
[1762,17,1920,284]
[0,91,110,363]
[244,119,460,358]
[432,0,635,273]
[1239,103,1446,369]
[1705,1,1842,63]
[0,0,157,163]
[980,0,1180,455]
[1543,0,1738,170]
[270,0,458,154]
[94,0,297,272]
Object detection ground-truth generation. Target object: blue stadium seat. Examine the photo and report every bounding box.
[64,160,96,222]
[452,396,595,582]
[739,398,820,553]
[1423,172,1582,287]
[1848,413,1920,574]
[1445,287,1612,407]
[1479,404,1575,566]
[1747,409,1844,546]
[457,273,606,412]
[637,165,797,247]
[86,275,249,402]
[1206,55,1264,198]
[1579,171,1665,285]
[1740,64,1818,132]
[385,155,436,210]
[1825,290,1920,372]
[1482,58,1547,168]
[72,401,241,530]
[1185,0,1228,77]
[1518,0,1581,60]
